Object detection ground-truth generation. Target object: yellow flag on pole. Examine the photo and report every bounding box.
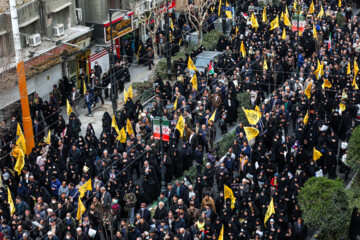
[347,61,351,75]
[270,16,279,31]
[79,179,92,198]
[66,99,73,116]
[354,59,359,76]
[309,1,314,14]
[322,79,332,89]
[339,102,346,112]
[188,57,198,71]
[119,127,126,143]
[251,13,259,29]
[240,41,246,58]
[124,89,128,102]
[280,11,284,20]
[44,130,51,145]
[305,82,312,99]
[218,225,224,240]
[244,127,259,141]
[224,185,236,209]
[83,81,87,95]
[262,7,267,23]
[352,75,359,90]
[242,107,261,125]
[111,115,120,133]
[127,86,133,100]
[190,74,198,90]
[176,115,185,137]
[255,105,262,117]
[16,123,22,136]
[318,5,324,18]
[303,110,309,125]
[174,96,178,110]
[218,0,222,17]
[264,198,275,227]
[313,24,318,40]
[208,109,217,124]
[338,0,341,8]
[126,118,134,136]
[16,128,26,156]
[14,149,25,175]
[283,14,292,27]
[264,57,268,70]
[313,147,322,161]
[76,198,86,220]
[285,6,290,18]
[7,186,15,216]
[282,27,286,40]
[293,0,297,12]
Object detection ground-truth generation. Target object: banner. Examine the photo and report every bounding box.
[153,117,170,142]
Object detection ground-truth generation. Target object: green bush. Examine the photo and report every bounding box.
[237,91,252,124]
[298,177,350,240]
[218,131,237,156]
[202,30,223,50]
[347,173,360,210]
[132,81,153,96]
[155,58,168,80]
[346,125,360,172]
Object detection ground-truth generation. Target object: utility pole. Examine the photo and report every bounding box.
[165,0,172,81]
[108,10,118,116]
[10,0,35,155]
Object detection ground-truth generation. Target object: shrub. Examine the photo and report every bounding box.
[346,125,360,172]
[298,177,350,240]
[336,12,346,28]
[237,91,252,124]
[218,131,236,157]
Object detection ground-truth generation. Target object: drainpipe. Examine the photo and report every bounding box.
[9,0,22,63]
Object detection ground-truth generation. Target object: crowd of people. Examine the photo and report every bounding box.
[0,0,360,239]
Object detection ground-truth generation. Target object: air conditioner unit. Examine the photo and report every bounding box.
[75,8,82,21]
[28,34,41,47]
[53,23,65,37]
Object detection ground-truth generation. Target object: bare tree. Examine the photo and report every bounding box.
[136,3,165,82]
[184,0,215,45]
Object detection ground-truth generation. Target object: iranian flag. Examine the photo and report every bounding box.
[328,33,332,51]
[208,61,215,74]
[153,118,170,142]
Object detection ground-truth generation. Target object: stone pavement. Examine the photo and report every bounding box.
[60,65,151,137]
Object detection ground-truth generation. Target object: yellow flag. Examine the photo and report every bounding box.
[170,18,174,29]
[322,79,332,89]
[176,115,185,137]
[224,185,236,209]
[243,107,261,125]
[305,82,312,99]
[126,86,133,100]
[119,127,126,143]
[262,7,267,23]
[14,149,25,175]
[303,110,309,125]
[293,0,297,12]
[309,1,314,14]
[285,6,290,18]
[340,102,346,112]
[313,24,317,40]
[66,99,73,116]
[264,198,275,227]
[15,127,26,156]
[270,16,279,31]
[208,109,217,124]
[283,14,292,27]
[76,198,86,220]
[83,81,87,95]
[188,57,198,71]
[137,45,142,62]
[282,27,287,40]
[44,130,51,145]
[244,127,259,141]
[313,147,322,161]
[111,115,120,133]
[174,96,178,110]
[354,59,359,76]
[251,13,259,29]
[218,225,224,240]
[240,41,246,58]
[318,5,324,18]
[218,0,222,17]
[255,105,262,117]
[7,186,15,216]
[79,178,92,198]
[347,61,351,75]
[16,123,22,136]
[124,89,128,102]
[264,57,268,70]
[338,0,341,8]
[235,26,239,35]
[126,118,134,136]
[280,11,284,20]
[352,75,359,90]
[190,74,198,90]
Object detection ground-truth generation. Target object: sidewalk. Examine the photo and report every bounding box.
[61,65,151,137]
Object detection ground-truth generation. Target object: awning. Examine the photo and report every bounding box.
[19,15,40,28]
[51,2,72,13]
